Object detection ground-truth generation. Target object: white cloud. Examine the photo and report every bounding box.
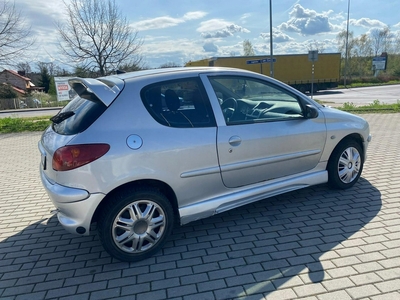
[139,37,206,67]
[197,19,231,32]
[203,42,219,53]
[198,19,250,39]
[253,38,338,56]
[349,18,387,28]
[183,11,208,21]
[260,29,294,43]
[394,22,400,28]
[240,13,251,24]
[278,4,337,36]
[132,11,207,31]
[132,16,184,31]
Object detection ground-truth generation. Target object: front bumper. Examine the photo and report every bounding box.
[364,134,372,161]
[40,170,105,235]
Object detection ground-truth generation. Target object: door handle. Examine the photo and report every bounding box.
[229,136,242,146]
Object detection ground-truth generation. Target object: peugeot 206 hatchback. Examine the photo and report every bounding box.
[39,67,371,262]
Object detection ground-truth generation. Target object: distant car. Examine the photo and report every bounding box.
[19,100,27,109]
[38,67,371,262]
[33,98,41,107]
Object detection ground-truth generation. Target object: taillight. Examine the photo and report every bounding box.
[52,144,110,171]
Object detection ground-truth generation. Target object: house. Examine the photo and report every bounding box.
[0,70,44,97]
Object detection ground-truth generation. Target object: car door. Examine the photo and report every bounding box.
[203,74,327,188]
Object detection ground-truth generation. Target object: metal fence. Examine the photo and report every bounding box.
[0,97,66,111]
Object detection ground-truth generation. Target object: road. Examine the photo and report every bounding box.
[314,84,400,106]
[0,107,60,118]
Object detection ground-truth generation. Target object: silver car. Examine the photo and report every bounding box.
[38,67,371,262]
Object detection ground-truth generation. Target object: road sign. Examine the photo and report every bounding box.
[261,58,276,63]
[246,59,262,65]
[372,56,387,70]
[246,58,276,65]
[308,50,318,62]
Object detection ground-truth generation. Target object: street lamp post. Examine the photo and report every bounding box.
[269,0,274,77]
[344,0,351,87]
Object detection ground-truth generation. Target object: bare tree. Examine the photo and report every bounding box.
[0,1,35,66]
[370,27,392,56]
[349,34,373,77]
[394,31,400,54]
[354,34,372,57]
[307,39,325,53]
[159,62,181,69]
[337,29,355,58]
[57,0,142,76]
[337,29,358,79]
[15,61,32,75]
[243,39,255,56]
[36,61,62,76]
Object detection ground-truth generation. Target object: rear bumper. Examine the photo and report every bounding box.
[40,170,105,235]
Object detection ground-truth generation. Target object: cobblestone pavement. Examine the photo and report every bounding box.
[1,113,400,300]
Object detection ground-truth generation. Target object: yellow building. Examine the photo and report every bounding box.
[186,53,341,92]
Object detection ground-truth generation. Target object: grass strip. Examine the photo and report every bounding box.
[0,116,52,133]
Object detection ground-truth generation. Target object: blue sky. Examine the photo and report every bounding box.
[16,0,400,70]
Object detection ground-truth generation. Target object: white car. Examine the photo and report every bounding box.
[39,67,371,261]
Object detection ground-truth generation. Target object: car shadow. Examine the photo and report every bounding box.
[0,178,380,299]
[166,177,381,298]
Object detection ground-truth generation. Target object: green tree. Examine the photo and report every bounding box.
[0,83,18,109]
[37,63,51,93]
[0,83,17,98]
[48,77,56,96]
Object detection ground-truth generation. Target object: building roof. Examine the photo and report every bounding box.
[5,69,31,81]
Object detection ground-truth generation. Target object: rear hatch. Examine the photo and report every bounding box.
[39,76,124,182]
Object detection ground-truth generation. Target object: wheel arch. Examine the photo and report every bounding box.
[91,179,179,225]
[326,133,365,189]
[328,133,365,165]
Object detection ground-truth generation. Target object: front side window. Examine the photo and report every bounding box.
[141,78,215,128]
[209,76,304,125]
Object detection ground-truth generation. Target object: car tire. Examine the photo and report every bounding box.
[327,139,364,189]
[98,187,174,262]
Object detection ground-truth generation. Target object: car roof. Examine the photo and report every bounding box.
[107,67,251,81]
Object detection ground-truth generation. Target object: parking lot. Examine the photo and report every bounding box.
[1,113,399,300]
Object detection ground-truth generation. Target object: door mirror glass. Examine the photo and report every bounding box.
[305,105,319,119]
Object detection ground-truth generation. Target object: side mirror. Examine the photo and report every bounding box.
[305,104,319,119]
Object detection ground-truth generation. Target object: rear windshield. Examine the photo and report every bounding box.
[52,95,106,135]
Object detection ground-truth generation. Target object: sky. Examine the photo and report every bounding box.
[14,0,400,70]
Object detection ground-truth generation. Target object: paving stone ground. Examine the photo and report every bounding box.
[1,113,400,300]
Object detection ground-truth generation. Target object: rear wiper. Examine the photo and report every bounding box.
[50,111,75,124]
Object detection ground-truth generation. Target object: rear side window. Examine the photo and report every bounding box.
[52,95,107,135]
[141,78,215,128]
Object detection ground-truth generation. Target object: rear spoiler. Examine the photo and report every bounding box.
[68,77,125,107]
